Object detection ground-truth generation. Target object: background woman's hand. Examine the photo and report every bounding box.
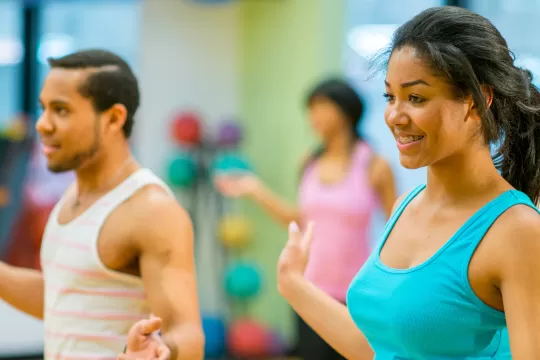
[213,173,261,199]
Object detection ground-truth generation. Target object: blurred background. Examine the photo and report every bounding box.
[0,0,538,359]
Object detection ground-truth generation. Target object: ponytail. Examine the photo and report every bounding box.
[494,68,540,204]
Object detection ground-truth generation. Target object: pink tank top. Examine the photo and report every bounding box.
[299,142,378,301]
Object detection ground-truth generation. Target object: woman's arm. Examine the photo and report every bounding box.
[214,172,302,227]
[278,223,373,360]
[248,183,301,227]
[280,274,373,360]
[490,205,540,359]
[369,155,397,219]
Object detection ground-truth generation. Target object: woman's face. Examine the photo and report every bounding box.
[384,46,481,169]
[308,96,351,141]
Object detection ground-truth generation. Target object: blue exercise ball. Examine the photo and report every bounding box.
[202,316,226,358]
[212,152,252,175]
[224,262,262,300]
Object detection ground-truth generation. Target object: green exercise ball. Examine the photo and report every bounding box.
[212,152,252,175]
[223,262,262,300]
[167,152,197,188]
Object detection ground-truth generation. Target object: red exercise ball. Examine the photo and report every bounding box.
[227,319,268,358]
[171,111,202,146]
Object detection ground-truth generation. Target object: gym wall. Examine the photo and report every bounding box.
[136,0,241,321]
[237,0,346,342]
[136,0,347,344]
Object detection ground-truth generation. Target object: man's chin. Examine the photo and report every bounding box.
[46,163,73,173]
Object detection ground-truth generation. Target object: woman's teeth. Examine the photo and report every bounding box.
[398,135,424,144]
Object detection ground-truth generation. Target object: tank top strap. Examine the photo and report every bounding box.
[376,184,426,250]
[391,184,425,220]
[83,168,174,223]
[459,189,538,257]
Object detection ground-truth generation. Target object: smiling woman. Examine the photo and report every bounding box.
[276,5,540,360]
[383,77,431,158]
[381,47,483,170]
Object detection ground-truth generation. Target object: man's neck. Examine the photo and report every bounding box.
[75,144,136,195]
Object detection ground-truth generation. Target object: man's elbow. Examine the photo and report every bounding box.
[189,328,205,360]
[173,325,205,360]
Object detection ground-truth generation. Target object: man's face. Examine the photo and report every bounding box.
[36,68,101,173]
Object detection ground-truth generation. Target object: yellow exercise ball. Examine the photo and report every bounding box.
[219,215,251,249]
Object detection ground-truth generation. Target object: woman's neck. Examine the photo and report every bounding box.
[425,146,509,206]
[324,132,357,158]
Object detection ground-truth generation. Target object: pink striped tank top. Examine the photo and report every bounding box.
[299,142,378,301]
[40,168,174,360]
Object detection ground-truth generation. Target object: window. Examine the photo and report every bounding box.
[343,0,445,247]
[0,0,22,128]
[343,0,445,196]
[469,0,540,87]
[37,0,142,98]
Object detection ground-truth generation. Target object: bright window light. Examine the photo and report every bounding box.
[37,33,75,65]
[0,38,23,66]
[347,24,399,60]
[515,54,540,87]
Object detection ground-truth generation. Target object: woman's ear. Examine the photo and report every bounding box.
[481,84,494,109]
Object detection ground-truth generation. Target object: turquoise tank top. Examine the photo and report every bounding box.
[346,184,538,359]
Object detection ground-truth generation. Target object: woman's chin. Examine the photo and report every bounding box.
[399,154,427,170]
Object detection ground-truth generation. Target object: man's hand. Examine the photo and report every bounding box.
[119,318,171,360]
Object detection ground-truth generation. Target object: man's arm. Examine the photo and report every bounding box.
[0,262,44,319]
[132,187,204,360]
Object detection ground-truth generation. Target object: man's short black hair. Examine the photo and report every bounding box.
[47,49,140,138]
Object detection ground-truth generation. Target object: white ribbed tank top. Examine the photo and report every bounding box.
[40,168,174,360]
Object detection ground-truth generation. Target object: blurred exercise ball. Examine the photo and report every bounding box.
[217,120,243,148]
[219,215,251,248]
[167,152,197,188]
[266,329,287,356]
[227,319,268,358]
[171,111,202,146]
[212,152,252,175]
[191,0,234,4]
[224,262,262,300]
[202,316,226,358]
[0,117,27,142]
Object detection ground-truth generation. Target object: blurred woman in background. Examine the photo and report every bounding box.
[215,78,397,360]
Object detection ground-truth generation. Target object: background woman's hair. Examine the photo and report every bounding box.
[375,6,540,202]
[300,78,366,176]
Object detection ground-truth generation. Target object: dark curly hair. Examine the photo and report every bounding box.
[380,6,540,202]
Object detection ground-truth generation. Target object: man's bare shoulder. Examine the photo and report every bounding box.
[104,180,192,252]
[124,183,189,224]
